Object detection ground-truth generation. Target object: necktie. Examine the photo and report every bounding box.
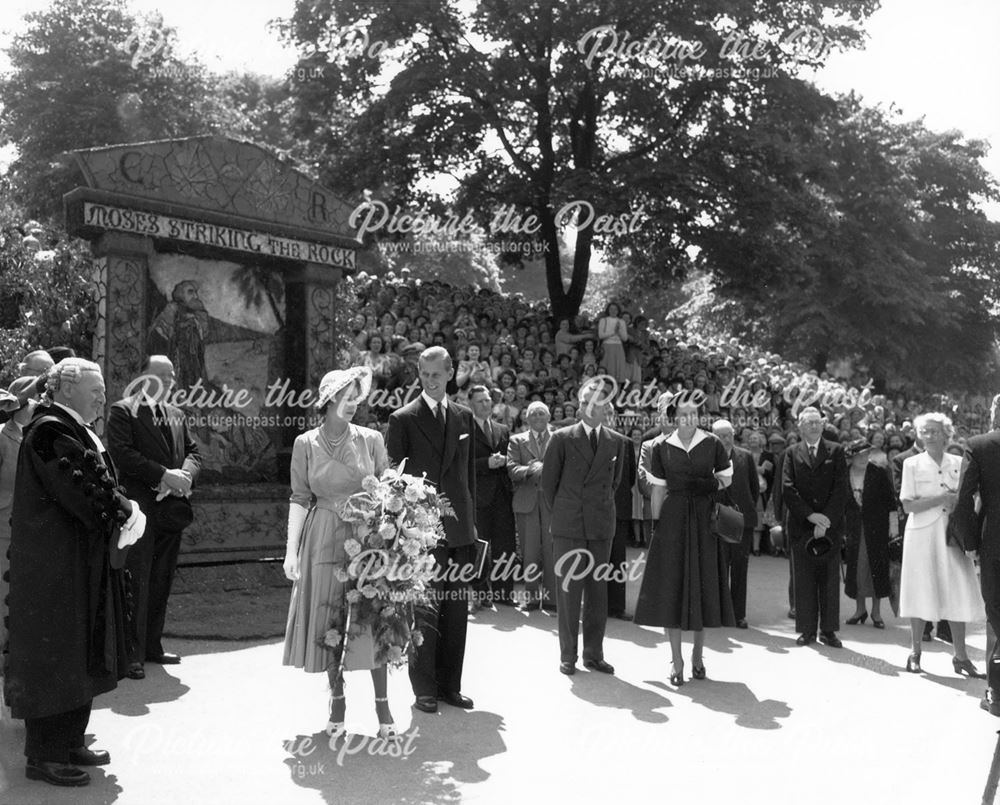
[590,427,598,454]
[808,444,816,463]
[486,419,495,450]
[436,402,446,432]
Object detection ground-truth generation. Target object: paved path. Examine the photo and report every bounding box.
[1,553,998,805]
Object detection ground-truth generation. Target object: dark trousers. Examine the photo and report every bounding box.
[24,700,92,762]
[474,496,517,605]
[791,539,840,634]
[723,527,755,621]
[608,519,630,615]
[409,544,472,698]
[788,553,796,610]
[126,524,182,661]
[553,537,612,664]
[981,554,1000,691]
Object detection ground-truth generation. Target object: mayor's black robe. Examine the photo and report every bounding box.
[4,403,134,720]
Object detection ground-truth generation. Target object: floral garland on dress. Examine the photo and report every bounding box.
[319,460,451,679]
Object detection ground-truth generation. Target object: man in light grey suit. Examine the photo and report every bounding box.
[542,383,626,676]
[507,401,555,612]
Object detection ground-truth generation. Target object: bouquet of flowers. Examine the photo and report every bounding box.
[322,460,452,678]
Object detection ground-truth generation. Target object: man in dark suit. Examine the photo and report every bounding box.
[891,435,951,643]
[953,399,1000,713]
[608,416,637,620]
[781,406,849,648]
[542,383,626,675]
[386,346,477,714]
[507,401,556,612]
[107,356,201,679]
[6,359,144,787]
[712,419,760,628]
[468,384,516,609]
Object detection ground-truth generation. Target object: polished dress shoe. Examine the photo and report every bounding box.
[559,661,576,676]
[413,696,438,713]
[439,691,474,709]
[608,611,632,621]
[25,760,89,786]
[126,662,145,680]
[796,633,816,646]
[982,690,1000,716]
[68,747,110,766]
[819,631,843,648]
[736,619,748,629]
[583,658,615,674]
[146,652,181,664]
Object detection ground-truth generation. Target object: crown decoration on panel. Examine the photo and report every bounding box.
[64,135,359,270]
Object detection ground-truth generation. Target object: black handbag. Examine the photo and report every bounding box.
[711,496,745,544]
[887,536,904,564]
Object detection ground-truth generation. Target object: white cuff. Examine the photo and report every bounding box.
[117,501,146,549]
[715,465,734,479]
[646,474,667,487]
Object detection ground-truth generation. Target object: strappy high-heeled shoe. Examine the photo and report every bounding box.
[691,659,706,680]
[375,697,400,742]
[669,661,685,687]
[325,694,346,747]
[871,617,885,629]
[905,653,921,673]
[846,611,868,625]
[954,657,985,678]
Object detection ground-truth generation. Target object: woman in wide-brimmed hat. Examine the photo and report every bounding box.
[281,366,401,744]
[843,438,895,629]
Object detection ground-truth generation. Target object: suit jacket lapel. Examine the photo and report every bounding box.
[586,427,614,482]
[568,422,590,464]
[474,421,490,452]
[442,403,461,469]
[138,401,172,461]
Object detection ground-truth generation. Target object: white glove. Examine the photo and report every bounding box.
[117,500,147,549]
[284,503,308,581]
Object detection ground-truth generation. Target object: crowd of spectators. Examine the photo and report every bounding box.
[342,270,992,455]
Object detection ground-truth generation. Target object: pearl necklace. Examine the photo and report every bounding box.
[322,424,351,450]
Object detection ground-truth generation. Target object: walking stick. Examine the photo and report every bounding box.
[983,730,1000,805]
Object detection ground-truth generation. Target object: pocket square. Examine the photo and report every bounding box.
[459,433,469,440]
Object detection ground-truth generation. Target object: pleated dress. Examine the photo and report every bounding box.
[634,430,736,630]
[282,425,389,672]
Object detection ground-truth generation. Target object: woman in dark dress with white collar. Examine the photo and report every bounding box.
[634,399,734,686]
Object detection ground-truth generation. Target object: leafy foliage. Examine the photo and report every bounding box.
[278,0,877,319]
[0,0,246,220]
[0,201,97,381]
[692,86,1000,390]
